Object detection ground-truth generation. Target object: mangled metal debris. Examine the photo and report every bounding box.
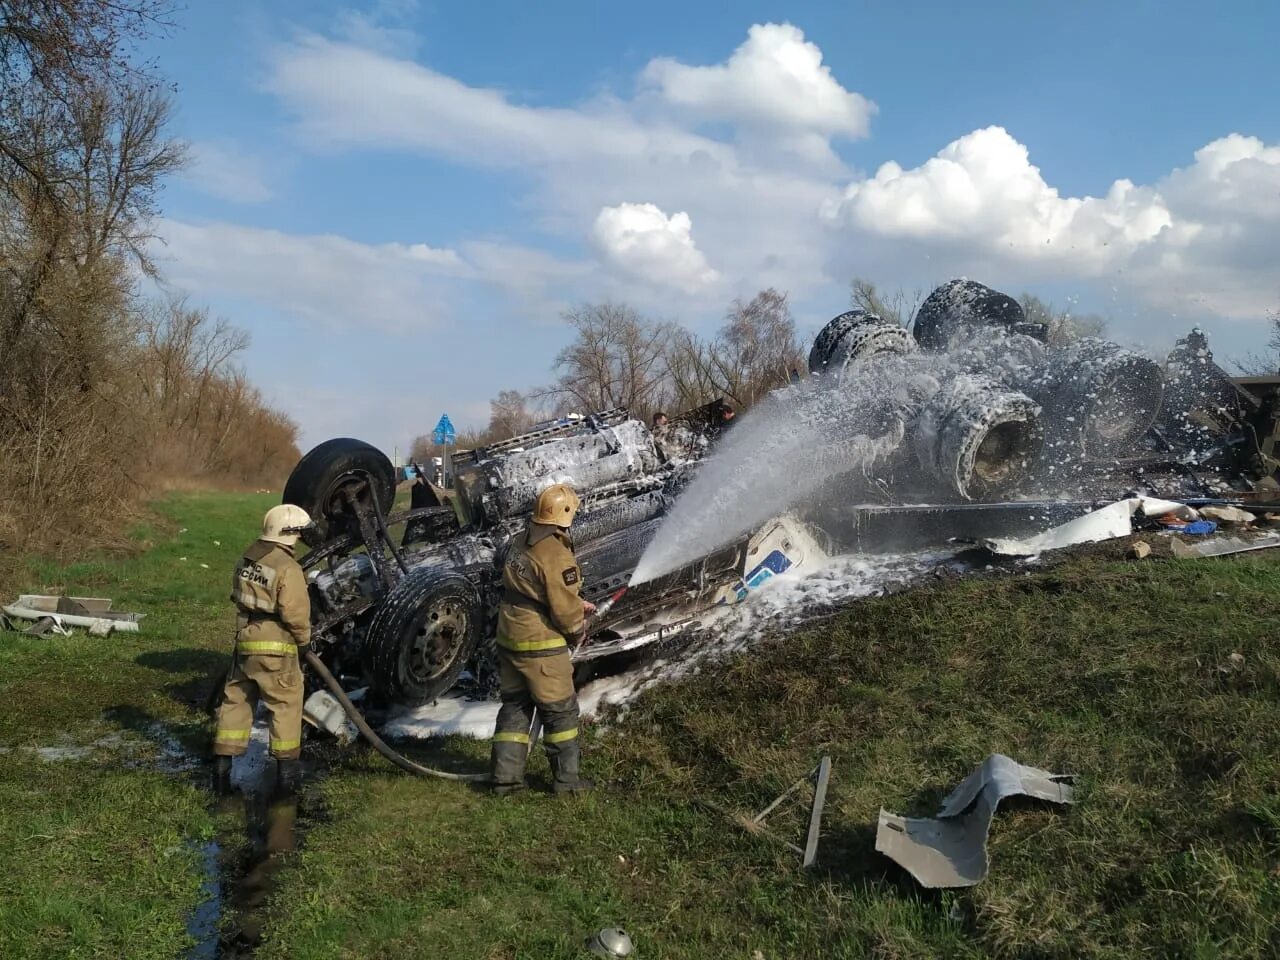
[302,689,360,746]
[1169,533,1280,559]
[875,754,1075,888]
[703,756,833,868]
[585,927,635,958]
[2,595,144,635]
[982,497,1197,556]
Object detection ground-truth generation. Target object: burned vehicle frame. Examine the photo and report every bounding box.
[803,280,1279,510]
[284,279,1280,711]
[284,404,816,708]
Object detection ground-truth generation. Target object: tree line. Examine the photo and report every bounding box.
[1,2,298,552]
[411,279,1114,460]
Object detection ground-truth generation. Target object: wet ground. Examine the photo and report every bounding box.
[184,733,330,958]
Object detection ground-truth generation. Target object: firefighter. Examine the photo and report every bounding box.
[651,411,673,462]
[213,504,314,795]
[489,483,596,795]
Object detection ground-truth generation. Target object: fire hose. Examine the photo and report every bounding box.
[208,588,630,783]
[302,649,488,782]
[301,590,627,782]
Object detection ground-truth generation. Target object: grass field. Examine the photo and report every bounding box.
[2,492,1278,958]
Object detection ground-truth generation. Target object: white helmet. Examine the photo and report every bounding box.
[262,504,313,546]
[585,928,634,958]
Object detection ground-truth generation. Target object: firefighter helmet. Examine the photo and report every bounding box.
[533,483,580,527]
[262,504,314,546]
[585,927,634,958]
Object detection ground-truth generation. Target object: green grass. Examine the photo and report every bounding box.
[0,491,275,959]
[3,493,1280,958]
[263,542,1280,959]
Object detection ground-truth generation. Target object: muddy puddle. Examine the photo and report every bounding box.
[185,741,332,959]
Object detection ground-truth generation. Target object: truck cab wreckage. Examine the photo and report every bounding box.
[282,279,1280,711]
[284,400,819,708]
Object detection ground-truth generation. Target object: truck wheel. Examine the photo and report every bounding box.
[912,279,1031,351]
[283,438,397,540]
[1034,339,1165,458]
[914,375,1044,500]
[808,310,915,379]
[366,570,482,706]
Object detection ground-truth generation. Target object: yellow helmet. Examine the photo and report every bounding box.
[262,504,314,546]
[533,483,581,527]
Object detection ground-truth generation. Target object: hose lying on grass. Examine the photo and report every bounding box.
[303,649,488,783]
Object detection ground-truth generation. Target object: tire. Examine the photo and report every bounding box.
[912,279,1030,351]
[283,438,396,540]
[808,310,915,379]
[1032,339,1165,458]
[914,374,1044,500]
[365,570,482,706]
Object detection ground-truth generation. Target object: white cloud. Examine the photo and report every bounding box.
[591,203,720,294]
[641,22,875,165]
[264,25,849,312]
[267,34,725,168]
[822,126,1280,319]
[153,219,468,332]
[252,21,1280,344]
[182,141,274,204]
[822,126,1172,268]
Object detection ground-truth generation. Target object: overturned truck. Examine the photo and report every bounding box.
[805,279,1279,504]
[283,407,823,707]
[283,279,1279,709]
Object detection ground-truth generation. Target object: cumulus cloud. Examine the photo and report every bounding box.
[254,21,1280,340]
[591,203,720,294]
[265,25,847,308]
[823,126,1172,268]
[641,22,875,165]
[823,126,1280,319]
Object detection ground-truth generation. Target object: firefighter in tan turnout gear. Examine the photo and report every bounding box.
[489,483,596,795]
[213,504,314,795]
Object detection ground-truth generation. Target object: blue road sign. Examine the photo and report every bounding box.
[432,413,457,446]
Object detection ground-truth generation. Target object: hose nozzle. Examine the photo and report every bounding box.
[590,586,628,622]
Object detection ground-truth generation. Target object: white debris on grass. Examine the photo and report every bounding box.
[30,723,200,770]
[590,550,952,717]
[384,696,500,742]
[385,549,950,742]
[36,744,96,761]
[983,496,1199,557]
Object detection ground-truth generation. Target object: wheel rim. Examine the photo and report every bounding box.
[404,598,470,685]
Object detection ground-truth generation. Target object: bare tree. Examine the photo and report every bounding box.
[487,389,535,440]
[850,278,923,328]
[0,3,305,551]
[1235,309,1280,375]
[1018,293,1107,345]
[543,302,672,416]
[664,289,803,411]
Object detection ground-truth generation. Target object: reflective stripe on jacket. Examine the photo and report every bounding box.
[496,523,584,653]
[230,539,311,654]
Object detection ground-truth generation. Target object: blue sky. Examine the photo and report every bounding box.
[144,1,1280,455]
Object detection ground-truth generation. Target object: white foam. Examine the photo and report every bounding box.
[383,548,947,742]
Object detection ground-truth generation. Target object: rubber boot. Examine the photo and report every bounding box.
[213,755,234,796]
[489,739,529,795]
[549,739,593,795]
[274,757,303,796]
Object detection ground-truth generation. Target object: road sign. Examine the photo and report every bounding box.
[431,413,457,447]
